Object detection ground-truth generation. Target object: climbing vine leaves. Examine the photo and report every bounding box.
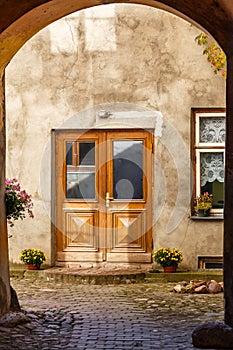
[195,32,226,78]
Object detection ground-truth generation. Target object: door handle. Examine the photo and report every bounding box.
[106,192,113,208]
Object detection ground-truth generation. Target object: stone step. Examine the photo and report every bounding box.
[10,268,223,285]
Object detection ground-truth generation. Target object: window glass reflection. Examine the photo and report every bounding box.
[66,141,95,199]
[80,142,95,165]
[66,142,73,165]
[113,141,143,199]
[66,171,95,199]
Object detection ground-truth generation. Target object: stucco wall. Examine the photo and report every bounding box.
[5,4,225,269]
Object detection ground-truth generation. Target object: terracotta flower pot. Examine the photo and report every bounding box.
[163,266,177,273]
[27,264,39,270]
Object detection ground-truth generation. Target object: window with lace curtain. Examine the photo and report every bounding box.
[193,109,225,214]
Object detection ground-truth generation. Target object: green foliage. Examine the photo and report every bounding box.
[195,32,226,77]
[152,248,183,267]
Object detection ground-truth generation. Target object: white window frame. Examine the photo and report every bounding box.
[194,110,225,216]
[195,112,225,147]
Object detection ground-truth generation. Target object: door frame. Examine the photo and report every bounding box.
[52,128,154,265]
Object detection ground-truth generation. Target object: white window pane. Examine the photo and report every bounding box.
[200,117,225,143]
[200,152,224,186]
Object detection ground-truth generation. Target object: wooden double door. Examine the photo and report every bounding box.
[55,129,153,264]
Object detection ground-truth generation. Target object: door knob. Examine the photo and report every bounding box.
[106,192,113,207]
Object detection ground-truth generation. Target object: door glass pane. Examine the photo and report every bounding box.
[67,171,95,199]
[66,141,95,199]
[80,142,95,165]
[113,141,143,199]
[66,142,73,165]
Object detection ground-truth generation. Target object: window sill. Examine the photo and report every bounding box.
[190,215,224,220]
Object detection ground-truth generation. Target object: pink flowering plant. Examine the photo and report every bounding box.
[194,192,213,212]
[152,248,183,267]
[5,178,34,227]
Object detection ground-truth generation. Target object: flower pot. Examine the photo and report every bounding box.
[27,264,39,270]
[197,209,210,217]
[163,266,177,273]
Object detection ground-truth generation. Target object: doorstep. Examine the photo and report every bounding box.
[10,266,223,285]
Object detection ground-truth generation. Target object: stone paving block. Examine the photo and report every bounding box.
[0,277,225,349]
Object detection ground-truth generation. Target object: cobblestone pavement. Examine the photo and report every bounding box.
[0,276,224,350]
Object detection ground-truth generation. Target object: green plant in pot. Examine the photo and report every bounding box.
[194,192,213,217]
[20,248,46,270]
[152,248,183,272]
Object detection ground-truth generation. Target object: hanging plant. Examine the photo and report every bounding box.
[195,32,226,77]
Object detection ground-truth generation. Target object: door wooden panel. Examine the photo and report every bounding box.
[110,210,146,249]
[55,129,153,265]
[64,210,98,249]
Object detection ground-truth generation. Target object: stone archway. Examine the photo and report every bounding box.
[1,0,233,332]
[0,1,232,71]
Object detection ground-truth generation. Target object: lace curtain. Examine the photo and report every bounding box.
[201,152,224,186]
[200,117,225,143]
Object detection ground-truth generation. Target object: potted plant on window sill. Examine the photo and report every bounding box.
[194,192,213,217]
[152,248,183,273]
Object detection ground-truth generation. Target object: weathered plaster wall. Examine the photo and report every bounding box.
[5,4,225,269]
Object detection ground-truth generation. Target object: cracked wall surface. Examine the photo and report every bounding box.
[5,4,225,269]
